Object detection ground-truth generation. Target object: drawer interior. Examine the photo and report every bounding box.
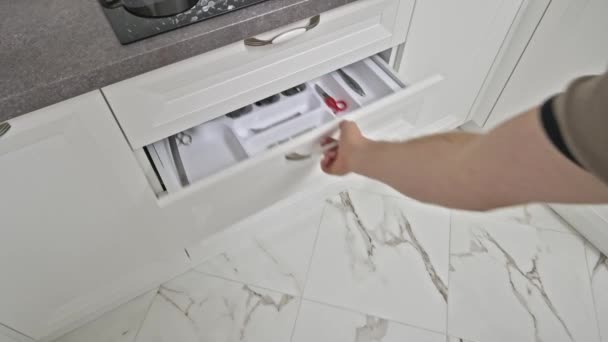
[145,56,404,195]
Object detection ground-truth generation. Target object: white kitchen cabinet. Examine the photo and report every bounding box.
[469,0,552,127]
[0,92,188,340]
[480,0,608,128]
[101,0,449,249]
[103,0,416,148]
[0,0,538,339]
[397,0,523,127]
[97,0,531,258]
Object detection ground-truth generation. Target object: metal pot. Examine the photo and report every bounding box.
[101,0,199,18]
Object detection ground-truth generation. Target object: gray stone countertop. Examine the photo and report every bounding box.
[0,0,356,122]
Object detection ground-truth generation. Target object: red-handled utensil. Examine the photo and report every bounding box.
[315,84,348,114]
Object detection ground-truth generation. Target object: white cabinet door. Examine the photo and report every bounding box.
[397,0,523,127]
[483,0,608,127]
[0,92,181,340]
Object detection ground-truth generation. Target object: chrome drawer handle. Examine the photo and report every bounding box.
[244,15,321,47]
[285,152,312,161]
[285,141,337,161]
[0,122,11,138]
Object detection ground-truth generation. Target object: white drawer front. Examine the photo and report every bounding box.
[147,56,442,245]
[103,0,415,148]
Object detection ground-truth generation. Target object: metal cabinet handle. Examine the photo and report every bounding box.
[100,0,123,9]
[285,141,337,161]
[0,122,11,138]
[244,15,321,47]
[285,152,312,161]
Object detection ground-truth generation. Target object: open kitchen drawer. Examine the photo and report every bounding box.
[141,55,442,244]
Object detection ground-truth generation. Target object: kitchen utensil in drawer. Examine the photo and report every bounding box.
[315,84,347,114]
[227,105,254,119]
[239,108,334,156]
[337,69,366,97]
[176,132,192,145]
[281,84,308,97]
[169,134,190,187]
[250,112,302,134]
[255,94,281,107]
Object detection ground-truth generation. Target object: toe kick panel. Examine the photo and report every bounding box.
[144,56,442,244]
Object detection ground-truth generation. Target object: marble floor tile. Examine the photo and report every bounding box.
[135,271,299,342]
[0,328,33,342]
[53,290,156,342]
[448,213,600,342]
[304,189,450,333]
[480,204,575,234]
[291,300,446,342]
[587,244,608,342]
[343,174,406,199]
[194,203,324,296]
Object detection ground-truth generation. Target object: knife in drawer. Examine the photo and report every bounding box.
[337,69,366,97]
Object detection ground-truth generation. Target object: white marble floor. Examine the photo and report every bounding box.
[53,178,607,342]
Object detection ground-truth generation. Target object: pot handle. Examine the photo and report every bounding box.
[101,0,123,9]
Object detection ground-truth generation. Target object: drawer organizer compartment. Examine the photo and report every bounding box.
[146,56,403,194]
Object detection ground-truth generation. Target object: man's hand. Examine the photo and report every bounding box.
[320,121,370,175]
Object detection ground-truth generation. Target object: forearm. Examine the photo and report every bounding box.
[352,132,486,209]
[351,107,608,210]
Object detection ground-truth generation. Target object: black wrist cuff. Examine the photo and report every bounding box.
[539,97,582,168]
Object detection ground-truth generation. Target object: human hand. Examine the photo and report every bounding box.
[320,121,370,175]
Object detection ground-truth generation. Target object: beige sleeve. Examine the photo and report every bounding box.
[553,71,608,184]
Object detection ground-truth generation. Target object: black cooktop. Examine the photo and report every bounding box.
[100,0,268,44]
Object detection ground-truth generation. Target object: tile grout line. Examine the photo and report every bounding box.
[348,187,578,234]
[301,297,448,337]
[541,204,583,234]
[191,269,300,297]
[349,186,412,202]
[457,210,583,236]
[131,287,160,342]
[583,241,604,342]
[0,322,35,342]
[289,202,329,342]
[129,269,307,342]
[445,210,454,338]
